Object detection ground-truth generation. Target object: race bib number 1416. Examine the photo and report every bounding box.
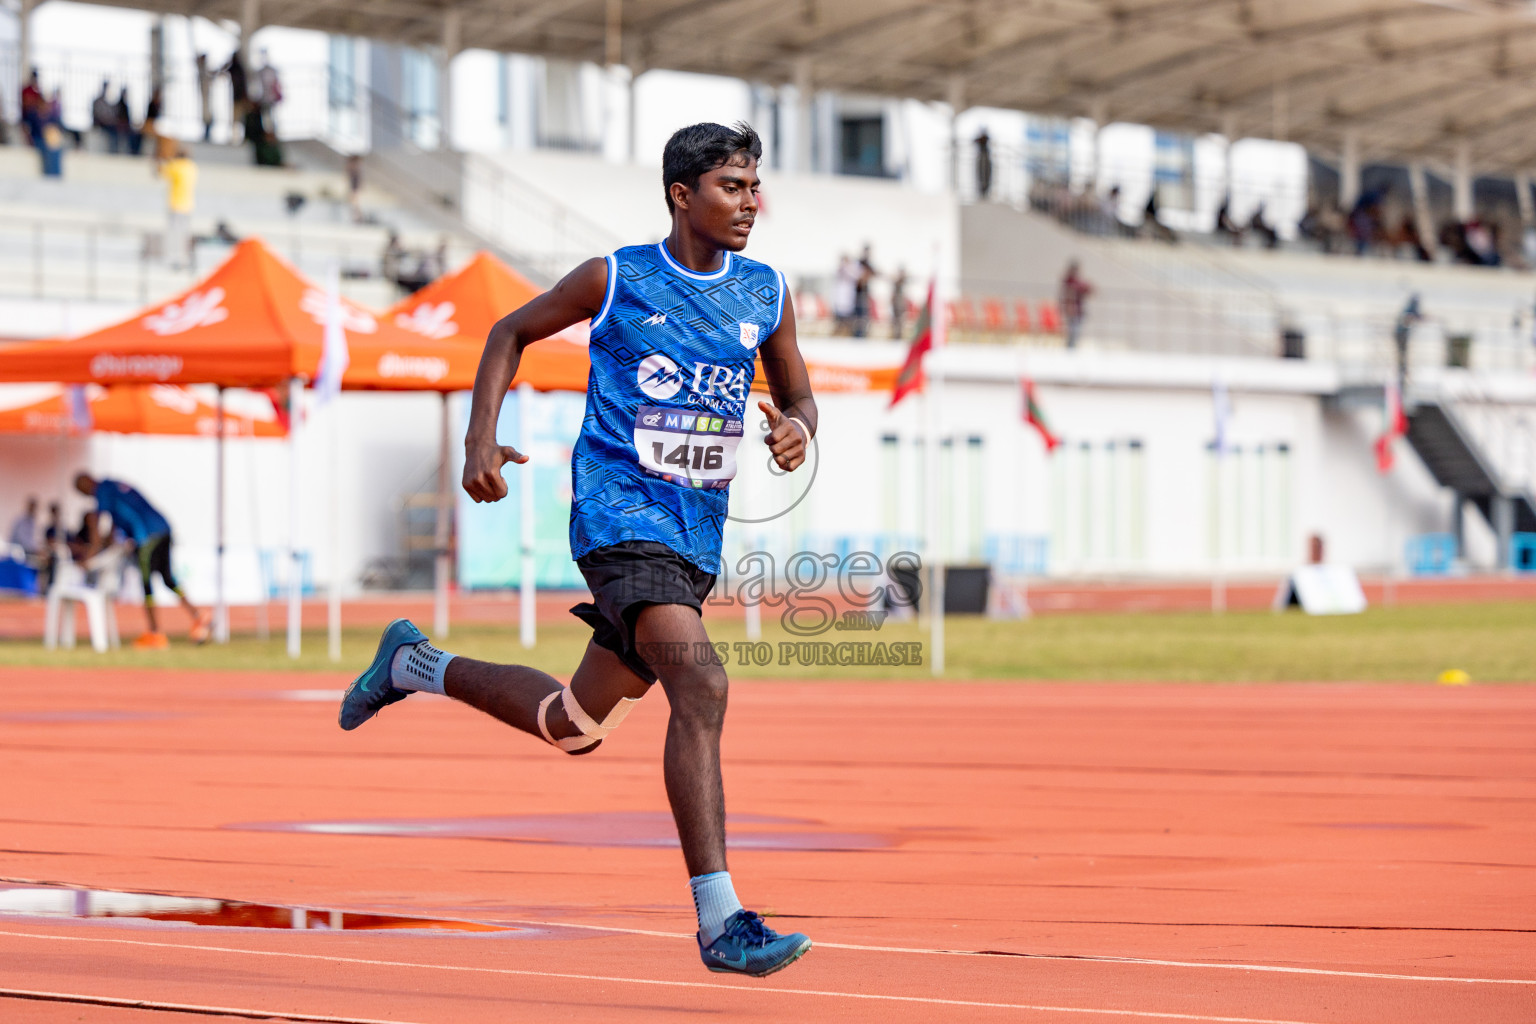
[633,405,744,490]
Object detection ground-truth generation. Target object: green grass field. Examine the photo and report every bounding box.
[3,600,1532,682]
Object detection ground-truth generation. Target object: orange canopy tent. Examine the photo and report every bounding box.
[0,238,494,654]
[0,238,481,392]
[0,384,284,437]
[386,249,591,393]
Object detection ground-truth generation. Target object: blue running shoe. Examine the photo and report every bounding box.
[698,910,811,977]
[338,618,426,731]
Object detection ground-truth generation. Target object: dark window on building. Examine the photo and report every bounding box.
[839,115,885,177]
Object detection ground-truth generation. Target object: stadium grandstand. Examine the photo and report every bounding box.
[1,0,1534,599]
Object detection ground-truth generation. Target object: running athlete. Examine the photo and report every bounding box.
[73,473,210,647]
[340,123,817,977]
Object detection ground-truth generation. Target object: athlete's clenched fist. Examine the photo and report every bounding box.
[758,400,810,472]
[462,439,528,503]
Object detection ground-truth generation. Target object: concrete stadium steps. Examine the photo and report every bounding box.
[0,142,479,312]
[961,200,1536,366]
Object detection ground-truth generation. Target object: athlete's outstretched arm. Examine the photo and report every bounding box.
[463,257,608,503]
[755,292,817,472]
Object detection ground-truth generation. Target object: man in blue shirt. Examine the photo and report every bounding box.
[340,123,818,977]
[75,474,209,647]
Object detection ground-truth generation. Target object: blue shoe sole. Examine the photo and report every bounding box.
[338,618,424,731]
[705,937,812,977]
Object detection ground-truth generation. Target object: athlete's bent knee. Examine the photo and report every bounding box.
[667,664,728,726]
[536,686,640,755]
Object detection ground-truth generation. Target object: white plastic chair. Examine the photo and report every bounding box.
[44,541,126,653]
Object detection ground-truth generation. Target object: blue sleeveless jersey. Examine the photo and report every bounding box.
[570,242,786,574]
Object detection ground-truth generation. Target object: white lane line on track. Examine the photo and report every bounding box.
[0,987,424,1023]
[0,929,1510,1024]
[390,915,1536,987]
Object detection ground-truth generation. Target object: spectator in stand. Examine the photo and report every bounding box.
[8,496,39,564]
[45,88,81,148]
[1216,194,1243,244]
[1348,186,1386,256]
[832,254,857,335]
[1465,218,1499,266]
[1393,293,1422,395]
[256,50,283,124]
[1143,189,1176,243]
[890,265,908,340]
[1298,200,1349,252]
[20,68,45,147]
[74,473,210,647]
[1102,185,1134,236]
[1392,215,1432,262]
[196,54,216,142]
[973,129,993,201]
[1249,202,1279,249]
[91,80,120,152]
[347,154,364,221]
[114,87,142,156]
[35,91,65,176]
[161,145,198,270]
[853,244,876,338]
[222,50,250,141]
[1060,260,1092,350]
[144,86,170,160]
[381,231,405,286]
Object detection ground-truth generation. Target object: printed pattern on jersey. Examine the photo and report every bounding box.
[571,242,785,574]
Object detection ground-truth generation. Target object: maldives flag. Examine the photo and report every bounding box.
[888,279,937,409]
[1022,378,1060,452]
[1374,379,1408,473]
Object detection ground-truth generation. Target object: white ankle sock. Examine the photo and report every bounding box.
[390,640,453,695]
[690,871,744,945]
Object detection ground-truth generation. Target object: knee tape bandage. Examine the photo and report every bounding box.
[536,687,641,754]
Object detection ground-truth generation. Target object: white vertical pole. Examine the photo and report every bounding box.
[792,57,813,174]
[327,396,341,662]
[434,392,451,638]
[1212,451,1226,614]
[286,376,303,658]
[518,382,536,648]
[1453,138,1474,222]
[214,387,229,643]
[17,0,33,87]
[1340,129,1360,210]
[439,7,461,151]
[946,74,965,194]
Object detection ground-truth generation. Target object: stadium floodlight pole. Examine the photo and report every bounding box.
[434,392,451,638]
[286,374,303,659]
[518,381,536,648]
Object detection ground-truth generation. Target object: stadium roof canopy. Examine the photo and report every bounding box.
[93,0,1536,172]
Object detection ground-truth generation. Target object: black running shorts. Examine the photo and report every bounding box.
[136,532,179,601]
[570,541,716,684]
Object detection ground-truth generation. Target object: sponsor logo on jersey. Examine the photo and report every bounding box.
[692,362,749,401]
[644,311,667,326]
[738,321,760,349]
[637,353,685,400]
[637,405,744,437]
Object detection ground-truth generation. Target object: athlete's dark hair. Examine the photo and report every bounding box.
[662,121,762,214]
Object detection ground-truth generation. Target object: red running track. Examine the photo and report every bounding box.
[0,667,1532,1022]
